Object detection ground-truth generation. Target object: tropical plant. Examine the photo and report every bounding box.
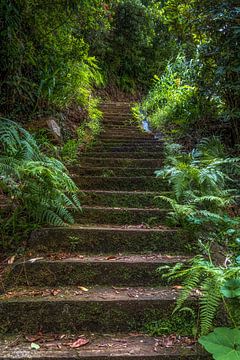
[155,139,240,232]
[140,0,240,144]
[0,0,105,121]
[139,54,220,137]
[199,327,240,360]
[0,118,81,243]
[159,255,240,335]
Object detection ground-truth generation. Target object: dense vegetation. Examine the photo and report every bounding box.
[134,1,240,147]
[0,1,239,355]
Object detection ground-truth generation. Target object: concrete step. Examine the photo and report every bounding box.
[29,226,191,254]
[99,136,154,141]
[98,139,162,145]
[92,144,163,152]
[5,254,189,288]
[102,121,135,126]
[103,124,141,130]
[70,166,156,177]
[79,157,163,168]
[79,190,162,207]
[92,146,163,154]
[100,102,131,107]
[100,132,147,138]
[0,333,208,359]
[102,119,133,125]
[0,286,191,333]
[82,152,162,159]
[103,113,132,117]
[101,125,142,135]
[76,206,167,226]
[74,176,166,191]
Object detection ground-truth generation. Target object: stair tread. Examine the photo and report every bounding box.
[45,224,174,231]
[79,158,162,161]
[81,206,162,211]
[75,176,157,179]
[82,190,159,194]
[72,167,157,171]
[1,286,183,302]
[17,253,190,264]
[0,333,207,359]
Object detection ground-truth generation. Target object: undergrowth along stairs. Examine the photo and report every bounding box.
[0,103,208,359]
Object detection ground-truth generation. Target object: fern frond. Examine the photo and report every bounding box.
[200,277,222,335]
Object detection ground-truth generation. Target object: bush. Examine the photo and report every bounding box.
[0,118,81,247]
[140,54,220,136]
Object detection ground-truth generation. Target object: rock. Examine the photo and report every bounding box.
[28,117,62,143]
[46,118,62,143]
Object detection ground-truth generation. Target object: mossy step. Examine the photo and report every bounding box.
[0,286,192,333]
[100,130,146,136]
[103,124,141,129]
[0,333,209,359]
[98,139,162,145]
[93,143,163,149]
[100,104,131,110]
[74,176,166,191]
[100,132,149,138]
[92,145,163,153]
[103,114,132,119]
[102,119,133,124]
[80,190,162,207]
[70,166,155,176]
[82,152,163,159]
[4,254,189,288]
[79,158,163,168]
[99,136,154,141]
[100,101,131,105]
[77,206,167,225]
[29,226,191,254]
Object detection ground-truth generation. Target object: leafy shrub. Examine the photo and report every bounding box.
[155,138,240,234]
[0,0,104,120]
[61,139,79,163]
[0,118,81,247]
[95,0,177,92]
[140,54,220,136]
[159,256,240,335]
[199,327,240,360]
[154,0,240,144]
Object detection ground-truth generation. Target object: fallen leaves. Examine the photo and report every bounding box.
[28,257,44,263]
[69,338,89,348]
[154,335,196,350]
[25,335,42,343]
[24,334,90,351]
[50,289,61,296]
[31,342,40,350]
[78,286,89,292]
[106,255,118,260]
[7,255,16,265]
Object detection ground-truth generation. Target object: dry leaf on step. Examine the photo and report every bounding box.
[78,286,89,292]
[69,338,89,348]
[7,255,16,264]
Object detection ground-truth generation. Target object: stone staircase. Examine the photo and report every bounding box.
[0,103,208,358]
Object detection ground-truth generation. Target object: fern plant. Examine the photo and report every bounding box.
[155,138,239,233]
[159,255,240,335]
[0,118,81,233]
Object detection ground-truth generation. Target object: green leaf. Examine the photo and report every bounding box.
[236,256,240,265]
[220,279,240,298]
[199,327,240,360]
[31,343,40,350]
